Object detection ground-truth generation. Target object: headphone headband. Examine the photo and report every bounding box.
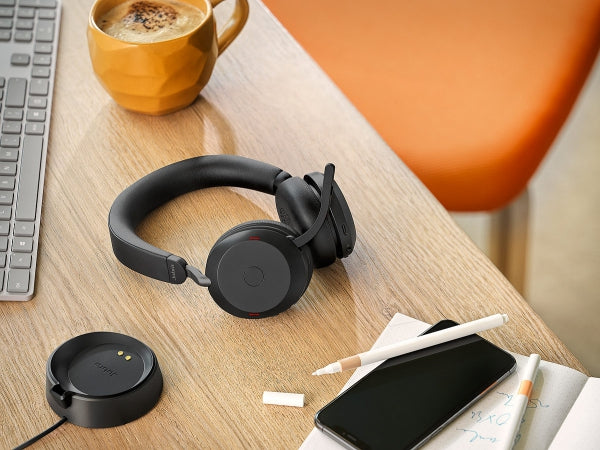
[108,155,291,285]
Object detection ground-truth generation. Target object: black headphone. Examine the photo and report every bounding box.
[108,155,356,319]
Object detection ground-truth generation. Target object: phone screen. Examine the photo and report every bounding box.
[314,320,516,449]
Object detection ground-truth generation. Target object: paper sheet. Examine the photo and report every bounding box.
[548,377,600,449]
[301,313,590,450]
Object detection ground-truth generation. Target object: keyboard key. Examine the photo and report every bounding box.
[7,269,29,293]
[29,78,48,96]
[14,30,32,42]
[0,29,10,41]
[0,207,10,221]
[25,122,44,135]
[10,253,32,268]
[11,53,30,66]
[15,18,32,29]
[6,78,26,107]
[17,7,34,18]
[34,42,52,53]
[0,176,15,190]
[28,97,46,109]
[14,221,34,236]
[0,162,17,175]
[15,135,42,221]
[0,148,18,161]
[26,110,45,121]
[31,66,50,78]
[0,0,15,6]
[12,237,33,252]
[2,122,21,134]
[35,19,54,42]
[0,236,6,250]
[0,221,8,235]
[0,191,13,204]
[0,7,14,17]
[0,254,5,268]
[20,0,56,7]
[38,8,55,19]
[4,108,23,120]
[32,54,51,66]
[0,17,11,27]
[0,135,20,147]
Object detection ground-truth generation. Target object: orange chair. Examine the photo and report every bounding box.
[263,0,600,293]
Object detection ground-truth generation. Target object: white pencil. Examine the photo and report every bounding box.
[501,354,541,450]
[312,313,509,375]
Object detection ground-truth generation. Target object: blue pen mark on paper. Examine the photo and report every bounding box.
[497,391,550,409]
[456,428,499,443]
[455,392,552,444]
[498,392,515,406]
[527,398,550,409]
[470,411,511,426]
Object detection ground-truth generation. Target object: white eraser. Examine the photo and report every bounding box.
[262,391,304,407]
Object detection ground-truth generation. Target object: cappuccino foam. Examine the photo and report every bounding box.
[99,0,205,43]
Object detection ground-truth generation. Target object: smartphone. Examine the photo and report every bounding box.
[314,319,516,450]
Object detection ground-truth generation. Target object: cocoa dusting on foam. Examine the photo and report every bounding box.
[124,1,177,32]
[99,0,205,43]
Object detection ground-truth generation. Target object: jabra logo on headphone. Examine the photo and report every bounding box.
[169,263,178,282]
[94,361,118,377]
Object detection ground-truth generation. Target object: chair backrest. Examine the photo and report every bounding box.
[264,0,600,211]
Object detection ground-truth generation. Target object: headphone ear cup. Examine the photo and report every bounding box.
[205,220,313,318]
[275,177,338,267]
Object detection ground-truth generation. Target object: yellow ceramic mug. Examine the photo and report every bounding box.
[87,0,249,115]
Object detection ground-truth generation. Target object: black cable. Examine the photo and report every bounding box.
[13,417,67,450]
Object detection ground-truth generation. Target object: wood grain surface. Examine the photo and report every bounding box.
[0,0,588,448]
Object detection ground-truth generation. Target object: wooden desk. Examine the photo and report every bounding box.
[0,0,587,448]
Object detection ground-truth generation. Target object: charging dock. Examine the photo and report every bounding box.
[46,332,162,428]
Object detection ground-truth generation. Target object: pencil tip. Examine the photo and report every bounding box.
[312,371,318,376]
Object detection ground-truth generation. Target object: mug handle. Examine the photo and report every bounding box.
[211,0,250,55]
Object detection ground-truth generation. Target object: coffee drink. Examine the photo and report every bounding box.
[89,0,249,114]
[98,0,205,43]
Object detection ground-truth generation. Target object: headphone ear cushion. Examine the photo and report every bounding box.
[275,177,337,267]
[206,220,313,318]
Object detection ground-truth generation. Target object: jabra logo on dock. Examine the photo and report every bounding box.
[94,362,118,377]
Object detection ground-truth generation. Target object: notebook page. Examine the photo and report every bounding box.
[302,313,588,450]
[425,353,587,449]
[548,377,600,449]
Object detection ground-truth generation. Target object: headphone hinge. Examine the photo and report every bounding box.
[166,255,189,284]
[272,170,292,192]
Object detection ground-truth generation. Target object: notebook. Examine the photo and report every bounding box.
[301,313,600,449]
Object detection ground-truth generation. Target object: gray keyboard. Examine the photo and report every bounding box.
[0,0,60,300]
